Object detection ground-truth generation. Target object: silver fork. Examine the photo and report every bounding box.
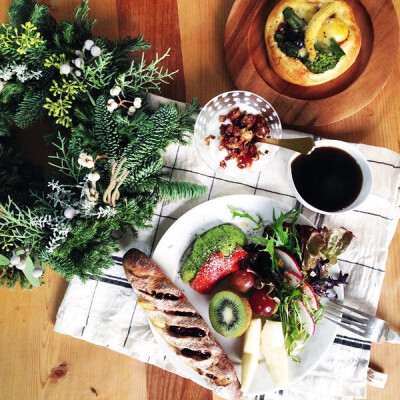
[324,300,400,344]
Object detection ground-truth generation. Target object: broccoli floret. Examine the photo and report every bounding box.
[305,39,345,74]
[274,32,302,59]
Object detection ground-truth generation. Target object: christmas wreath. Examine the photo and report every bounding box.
[0,0,206,289]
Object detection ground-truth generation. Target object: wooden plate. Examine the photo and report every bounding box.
[224,0,399,126]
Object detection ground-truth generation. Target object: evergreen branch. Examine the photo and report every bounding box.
[80,50,115,89]
[117,49,177,94]
[14,91,47,129]
[48,134,83,183]
[0,197,45,253]
[93,95,121,159]
[156,179,207,200]
[7,0,35,26]
[0,266,32,290]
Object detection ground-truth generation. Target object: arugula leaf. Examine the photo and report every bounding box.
[228,206,263,230]
[269,209,302,258]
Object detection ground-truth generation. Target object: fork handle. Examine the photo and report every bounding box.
[386,329,400,344]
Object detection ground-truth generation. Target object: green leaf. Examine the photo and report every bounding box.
[22,256,41,287]
[0,254,10,265]
[228,206,263,230]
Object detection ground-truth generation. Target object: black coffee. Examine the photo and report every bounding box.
[291,147,363,212]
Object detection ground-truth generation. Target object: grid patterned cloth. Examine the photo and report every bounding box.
[55,95,400,400]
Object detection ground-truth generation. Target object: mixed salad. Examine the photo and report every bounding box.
[179,207,353,390]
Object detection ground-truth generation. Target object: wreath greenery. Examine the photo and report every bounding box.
[0,0,206,289]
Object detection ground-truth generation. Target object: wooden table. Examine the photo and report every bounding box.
[1,1,399,399]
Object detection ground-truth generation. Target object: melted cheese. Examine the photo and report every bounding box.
[295,5,318,22]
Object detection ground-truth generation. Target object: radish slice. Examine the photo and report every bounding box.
[284,271,303,287]
[302,281,319,310]
[297,300,315,335]
[275,249,302,276]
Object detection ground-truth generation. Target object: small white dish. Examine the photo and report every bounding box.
[194,91,282,176]
[288,139,373,215]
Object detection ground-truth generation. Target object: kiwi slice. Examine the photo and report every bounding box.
[209,291,252,338]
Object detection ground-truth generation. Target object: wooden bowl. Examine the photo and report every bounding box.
[225,0,399,126]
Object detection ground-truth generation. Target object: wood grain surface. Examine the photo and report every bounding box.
[0,1,399,399]
[224,0,399,126]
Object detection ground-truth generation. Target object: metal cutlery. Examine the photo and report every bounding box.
[258,137,315,155]
[324,300,400,344]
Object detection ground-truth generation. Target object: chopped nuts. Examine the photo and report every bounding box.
[217,107,270,169]
[204,135,216,146]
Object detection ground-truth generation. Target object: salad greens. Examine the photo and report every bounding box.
[228,206,263,230]
[229,205,353,361]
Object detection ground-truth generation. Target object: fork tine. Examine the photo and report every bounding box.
[324,316,367,337]
[328,300,371,319]
[324,310,367,330]
[325,304,368,324]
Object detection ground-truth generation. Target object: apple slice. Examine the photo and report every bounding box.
[241,318,262,392]
[297,300,315,335]
[284,271,303,287]
[302,281,319,310]
[275,248,302,276]
[260,320,289,388]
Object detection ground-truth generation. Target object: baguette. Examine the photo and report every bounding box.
[123,248,242,399]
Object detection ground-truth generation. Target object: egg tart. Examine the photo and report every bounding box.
[265,0,362,86]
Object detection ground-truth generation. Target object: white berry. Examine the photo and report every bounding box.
[75,49,83,56]
[78,153,94,168]
[16,261,26,270]
[90,45,101,57]
[64,207,77,219]
[127,106,136,116]
[84,39,95,50]
[133,98,142,109]
[10,255,21,266]
[32,268,43,278]
[88,172,100,182]
[60,64,71,75]
[86,160,94,169]
[109,86,121,97]
[75,69,82,77]
[74,57,84,68]
[107,98,118,112]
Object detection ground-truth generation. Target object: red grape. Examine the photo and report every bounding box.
[230,270,255,292]
[249,290,275,316]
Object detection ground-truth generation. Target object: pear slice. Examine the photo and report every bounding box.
[241,318,262,392]
[260,320,289,388]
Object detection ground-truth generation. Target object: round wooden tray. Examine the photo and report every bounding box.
[224,0,399,126]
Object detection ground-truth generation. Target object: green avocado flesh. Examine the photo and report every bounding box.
[180,224,246,283]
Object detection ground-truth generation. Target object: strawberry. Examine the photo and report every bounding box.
[190,247,247,294]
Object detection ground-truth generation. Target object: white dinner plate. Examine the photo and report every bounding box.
[152,194,341,396]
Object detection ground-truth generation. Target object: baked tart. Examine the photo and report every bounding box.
[265,0,362,86]
[123,249,242,399]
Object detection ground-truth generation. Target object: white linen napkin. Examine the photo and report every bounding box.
[55,95,400,400]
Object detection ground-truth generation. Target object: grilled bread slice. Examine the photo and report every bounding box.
[123,248,242,399]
